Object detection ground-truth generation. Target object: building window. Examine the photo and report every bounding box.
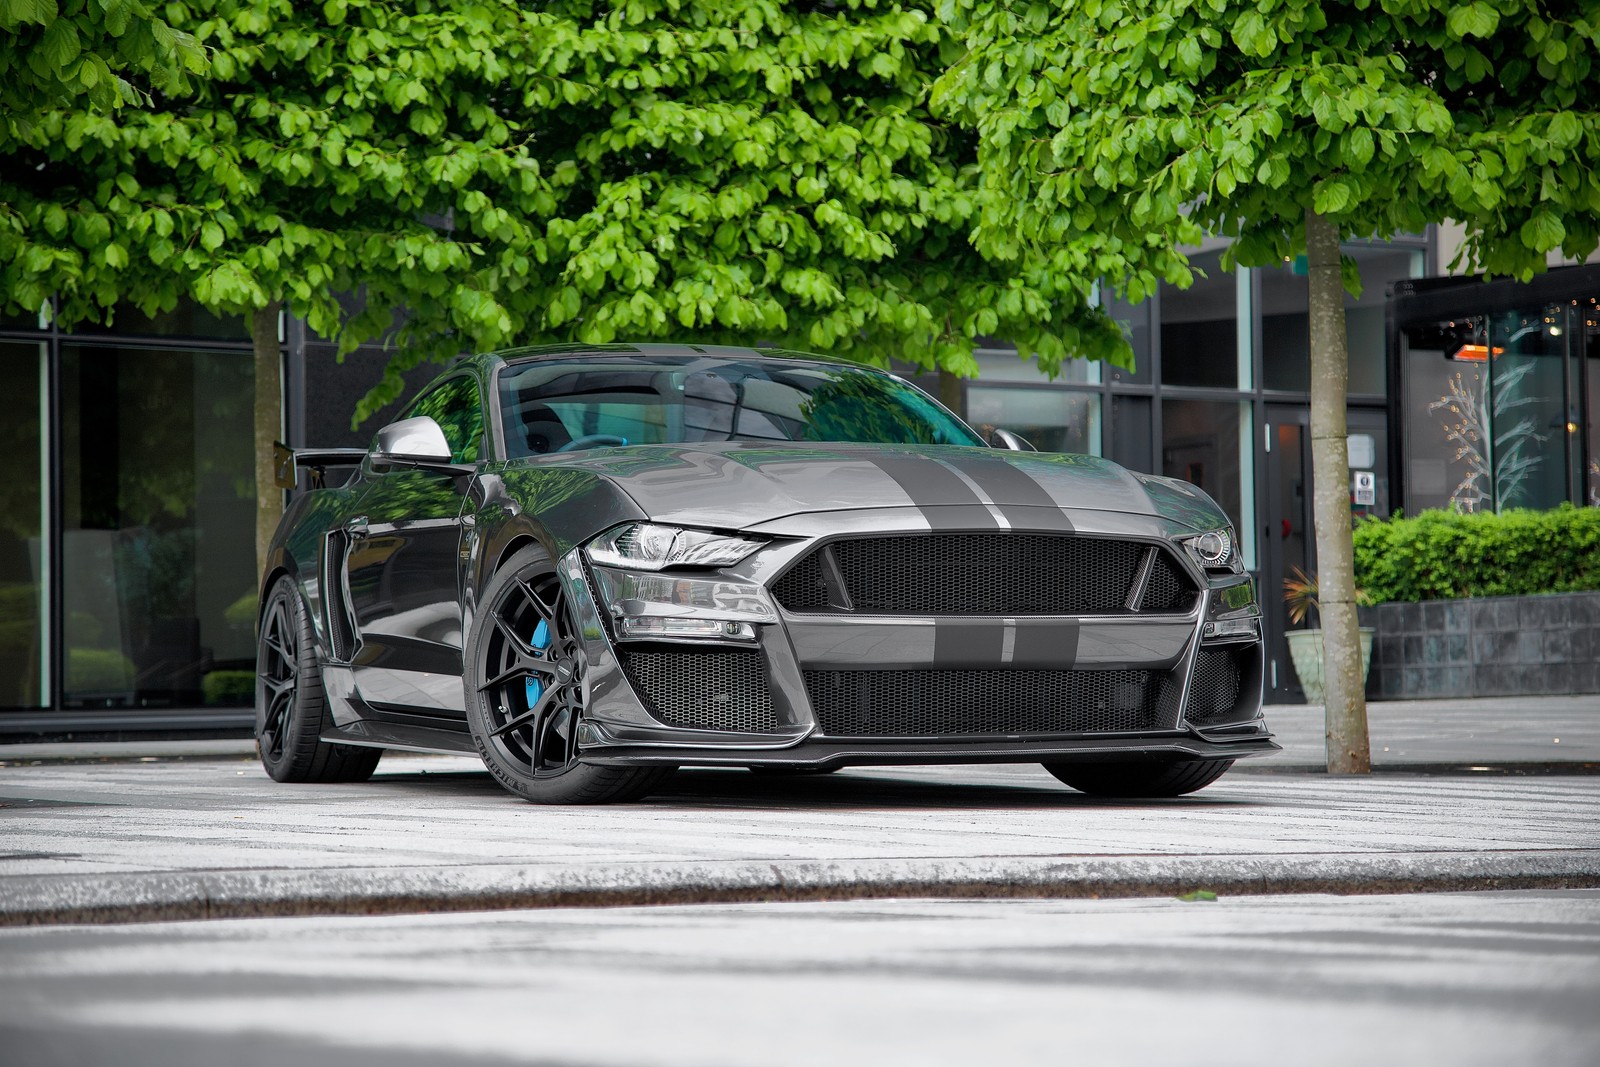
[60,345,257,708]
[1263,245,1421,395]
[0,342,46,707]
[1162,398,1254,567]
[1402,294,1597,514]
[966,386,1101,455]
[1161,249,1238,388]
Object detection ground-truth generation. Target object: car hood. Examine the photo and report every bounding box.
[501,442,1229,534]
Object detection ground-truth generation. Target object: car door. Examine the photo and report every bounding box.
[345,374,485,715]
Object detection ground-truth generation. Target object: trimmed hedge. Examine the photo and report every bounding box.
[1352,504,1600,604]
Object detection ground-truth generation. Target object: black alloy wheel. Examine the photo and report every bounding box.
[465,545,673,804]
[256,575,382,783]
[1041,758,1234,798]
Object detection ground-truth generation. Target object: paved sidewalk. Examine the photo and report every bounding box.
[1260,693,1600,769]
[1,694,1594,925]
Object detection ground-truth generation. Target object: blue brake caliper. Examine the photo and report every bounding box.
[525,618,550,707]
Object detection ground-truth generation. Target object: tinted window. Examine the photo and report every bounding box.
[404,375,484,463]
[498,357,982,458]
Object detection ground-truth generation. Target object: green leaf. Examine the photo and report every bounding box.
[1548,112,1582,149]
[1520,210,1565,253]
[38,16,81,69]
[1447,2,1499,39]
[1177,889,1218,902]
[1312,178,1353,215]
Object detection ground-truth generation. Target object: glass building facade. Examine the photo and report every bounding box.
[0,304,431,735]
[3,243,1596,731]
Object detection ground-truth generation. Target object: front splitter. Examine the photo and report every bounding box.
[581,731,1280,770]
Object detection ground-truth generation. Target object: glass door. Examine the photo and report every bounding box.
[0,341,47,707]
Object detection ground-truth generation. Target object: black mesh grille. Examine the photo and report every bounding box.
[1183,647,1249,725]
[805,668,1178,737]
[770,551,829,612]
[774,535,1195,616]
[1141,552,1197,613]
[621,650,781,732]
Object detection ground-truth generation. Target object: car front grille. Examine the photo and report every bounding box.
[772,534,1197,616]
[803,668,1180,737]
[620,649,782,733]
[1183,647,1252,726]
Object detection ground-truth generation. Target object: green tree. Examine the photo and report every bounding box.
[1,1,568,577]
[489,0,1123,418]
[936,0,1600,772]
[0,0,205,125]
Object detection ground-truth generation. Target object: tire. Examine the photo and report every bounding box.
[1042,758,1234,798]
[463,544,674,804]
[256,575,382,783]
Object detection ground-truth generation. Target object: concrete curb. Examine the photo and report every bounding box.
[6,849,1599,926]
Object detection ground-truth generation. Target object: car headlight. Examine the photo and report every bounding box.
[586,523,766,571]
[1179,528,1242,573]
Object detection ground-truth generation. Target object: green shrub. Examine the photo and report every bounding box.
[202,670,257,706]
[67,648,137,692]
[1352,504,1600,603]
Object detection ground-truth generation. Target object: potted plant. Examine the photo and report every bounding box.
[1282,567,1375,704]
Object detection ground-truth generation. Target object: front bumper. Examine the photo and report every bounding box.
[557,506,1273,767]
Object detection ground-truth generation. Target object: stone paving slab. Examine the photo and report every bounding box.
[2,752,1597,924]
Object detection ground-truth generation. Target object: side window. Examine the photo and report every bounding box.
[405,376,484,463]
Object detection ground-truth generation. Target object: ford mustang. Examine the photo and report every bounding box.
[257,344,1273,803]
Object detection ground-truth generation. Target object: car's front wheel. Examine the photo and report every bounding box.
[1042,759,1233,798]
[464,545,673,804]
[256,575,382,783]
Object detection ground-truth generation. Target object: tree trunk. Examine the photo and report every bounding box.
[252,302,284,590]
[937,367,963,417]
[1304,210,1370,774]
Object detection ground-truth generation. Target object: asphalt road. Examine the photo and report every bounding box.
[2,890,1597,1067]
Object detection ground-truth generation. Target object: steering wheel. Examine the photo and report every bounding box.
[556,434,628,453]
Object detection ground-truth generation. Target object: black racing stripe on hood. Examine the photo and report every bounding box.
[871,454,998,530]
[940,452,1076,531]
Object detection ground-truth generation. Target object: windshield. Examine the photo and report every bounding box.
[498,355,983,458]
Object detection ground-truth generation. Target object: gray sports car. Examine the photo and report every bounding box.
[258,344,1273,803]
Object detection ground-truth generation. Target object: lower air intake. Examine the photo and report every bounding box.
[1183,647,1251,726]
[621,649,781,733]
[804,668,1178,737]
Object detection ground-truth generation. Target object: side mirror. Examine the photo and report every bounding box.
[370,416,470,474]
[988,428,1038,452]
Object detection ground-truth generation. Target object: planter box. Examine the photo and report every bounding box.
[1366,591,1600,700]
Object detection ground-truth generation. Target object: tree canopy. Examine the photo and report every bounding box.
[935,0,1600,311]
[2,0,1125,427]
[0,0,205,123]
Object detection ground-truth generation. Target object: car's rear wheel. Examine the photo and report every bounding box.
[1042,758,1234,797]
[465,545,673,804]
[256,575,382,783]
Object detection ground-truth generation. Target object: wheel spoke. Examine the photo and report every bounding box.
[264,635,295,669]
[490,610,531,654]
[477,656,557,694]
[519,577,560,625]
[492,683,559,739]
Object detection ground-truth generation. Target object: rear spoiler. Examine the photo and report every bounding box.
[273,441,367,490]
